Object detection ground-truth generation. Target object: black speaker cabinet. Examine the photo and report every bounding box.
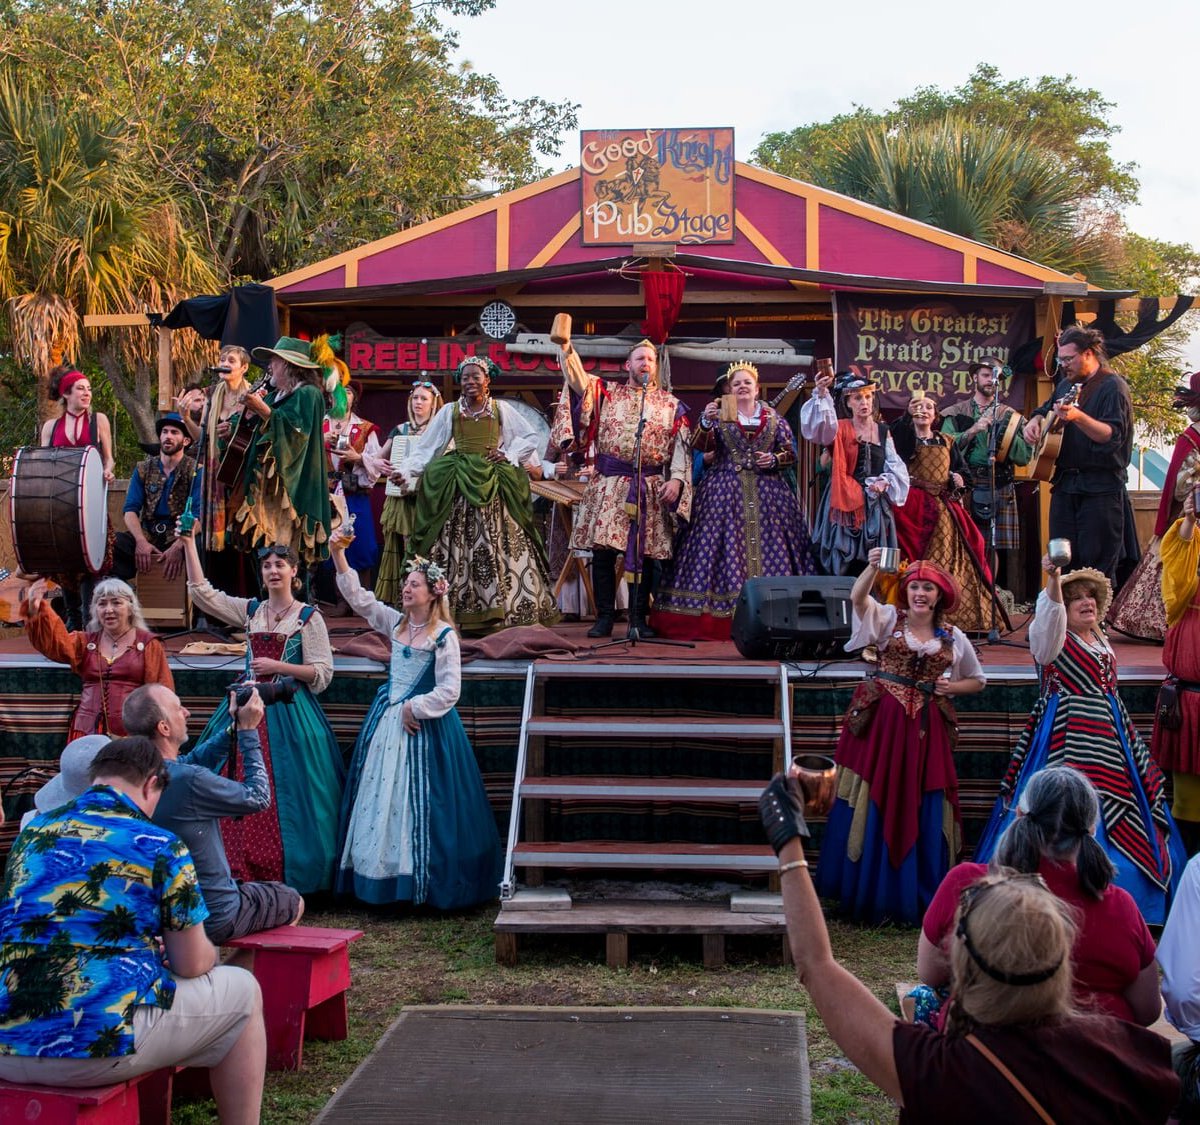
[731,575,855,659]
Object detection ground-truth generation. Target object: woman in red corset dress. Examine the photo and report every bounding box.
[814,551,986,925]
[180,530,344,895]
[22,576,173,740]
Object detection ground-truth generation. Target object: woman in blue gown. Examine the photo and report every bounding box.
[975,558,1186,924]
[330,534,502,908]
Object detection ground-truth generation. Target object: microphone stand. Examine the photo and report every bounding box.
[592,372,693,652]
[979,392,1024,650]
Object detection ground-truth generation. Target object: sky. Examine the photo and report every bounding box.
[447,0,1199,367]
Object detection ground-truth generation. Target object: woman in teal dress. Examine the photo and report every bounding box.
[330,537,502,908]
[181,531,344,894]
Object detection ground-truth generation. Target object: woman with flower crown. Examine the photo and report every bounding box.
[329,532,502,908]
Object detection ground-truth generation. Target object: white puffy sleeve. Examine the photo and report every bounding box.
[409,627,462,720]
[336,568,401,637]
[846,596,898,650]
[187,578,251,628]
[397,403,455,479]
[873,435,910,505]
[1028,589,1067,665]
[497,400,539,466]
[800,392,838,445]
[949,627,986,684]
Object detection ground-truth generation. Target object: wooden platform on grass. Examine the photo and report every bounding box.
[315,1005,810,1124]
[495,898,788,968]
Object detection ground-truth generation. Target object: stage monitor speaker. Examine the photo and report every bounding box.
[731,576,855,659]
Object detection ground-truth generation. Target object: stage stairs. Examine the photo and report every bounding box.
[495,661,794,967]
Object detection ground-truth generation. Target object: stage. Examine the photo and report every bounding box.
[0,610,1170,869]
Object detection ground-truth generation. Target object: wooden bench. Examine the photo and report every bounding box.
[0,1066,173,1124]
[224,925,363,1071]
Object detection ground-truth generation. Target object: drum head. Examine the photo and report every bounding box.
[78,446,109,573]
[500,398,551,462]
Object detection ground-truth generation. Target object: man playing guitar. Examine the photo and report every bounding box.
[1022,325,1135,584]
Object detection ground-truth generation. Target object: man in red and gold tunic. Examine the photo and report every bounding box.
[561,339,691,637]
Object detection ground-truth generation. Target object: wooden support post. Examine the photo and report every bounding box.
[495,932,519,967]
[605,932,629,969]
[157,326,173,412]
[701,933,726,970]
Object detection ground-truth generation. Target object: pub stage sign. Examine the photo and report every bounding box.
[834,294,1035,414]
[580,127,735,247]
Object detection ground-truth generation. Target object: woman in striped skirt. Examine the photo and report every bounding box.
[976,557,1187,923]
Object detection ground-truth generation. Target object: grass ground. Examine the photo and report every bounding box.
[174,901,916,1124]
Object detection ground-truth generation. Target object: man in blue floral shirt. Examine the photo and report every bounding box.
[0,737,265,1120]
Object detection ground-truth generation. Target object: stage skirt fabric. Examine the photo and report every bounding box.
[206,628,345,895]
[975,646,1186,925]
[376,492,418,605]
[1107,535,1168,642]
[651,414,816,641]
[814,690,961,926]
[337,630,502,908]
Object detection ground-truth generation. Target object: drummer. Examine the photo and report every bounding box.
[110,413,203,583]
[939,360,1033,580]
[37,366,116,629]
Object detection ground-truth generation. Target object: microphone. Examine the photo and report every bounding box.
[641,371,649,389]
[208,366,232,375]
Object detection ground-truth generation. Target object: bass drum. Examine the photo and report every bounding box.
[10,446,109,575]
[499,397,552,463]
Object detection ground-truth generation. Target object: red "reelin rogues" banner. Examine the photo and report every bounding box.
[834,294,1034,413]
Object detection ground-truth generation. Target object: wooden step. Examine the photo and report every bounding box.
[520,776,767,801]
[493,899,788,968]
[524,716,785,738]
[512,841,776,871]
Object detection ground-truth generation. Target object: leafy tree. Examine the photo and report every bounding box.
[755,63,1136,209]
[0,66,219,436]
[0,0,577,280]
[810,116,1112,280]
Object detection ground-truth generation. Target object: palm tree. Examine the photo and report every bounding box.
[0,65,220,437]
[818,117,1115,283]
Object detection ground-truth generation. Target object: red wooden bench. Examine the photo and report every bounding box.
[0,1065,173,1124]
[223,925,364,1071]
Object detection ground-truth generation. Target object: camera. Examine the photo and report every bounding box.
[233,677,298,708]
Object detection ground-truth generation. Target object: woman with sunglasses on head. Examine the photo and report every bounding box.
[329,530,502,908]
[371,379,444,605]
[178,530,344,896]
[21,577,173,741]
[975,555,1186,924]
[759,770,1180,1123]
[914,766,1161,1031]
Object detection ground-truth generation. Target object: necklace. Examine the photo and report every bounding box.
[400,615,429,659]
[460,398,491,420]
[101,627,136,665]
[266,599,295,632]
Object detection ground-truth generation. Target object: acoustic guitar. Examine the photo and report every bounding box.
[1028,382,1081,482]
[216,374,272,488]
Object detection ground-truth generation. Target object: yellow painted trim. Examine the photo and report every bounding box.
[963,254,977,285]
[734,211,792,267]
[736,161,1093,288]
[345,257,358,288]
[269,167,580,289]
[526,214,582,269]
[496,203,510,273]
[806,196,820,270]
[83,313,151,328]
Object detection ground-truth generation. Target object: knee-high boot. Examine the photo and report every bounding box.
[587,548,616,637]
[630,560,657,637]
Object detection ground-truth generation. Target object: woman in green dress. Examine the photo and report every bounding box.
[396,356,559,635]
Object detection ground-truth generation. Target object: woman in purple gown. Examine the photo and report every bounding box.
[651,362,816,640]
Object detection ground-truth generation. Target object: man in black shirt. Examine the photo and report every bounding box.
[1022,325,1135,583]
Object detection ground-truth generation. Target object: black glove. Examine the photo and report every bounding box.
[759,772,810,855]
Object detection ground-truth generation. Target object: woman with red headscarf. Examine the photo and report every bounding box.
[814,549,986,925]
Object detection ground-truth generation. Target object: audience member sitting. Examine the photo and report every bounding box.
[915,766,1160,1028]
[19,733,110,830]
[123,683,304,945]
[1159,852,1200,1122]
[758,768,1179,1123]
[0,737,265,1121]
